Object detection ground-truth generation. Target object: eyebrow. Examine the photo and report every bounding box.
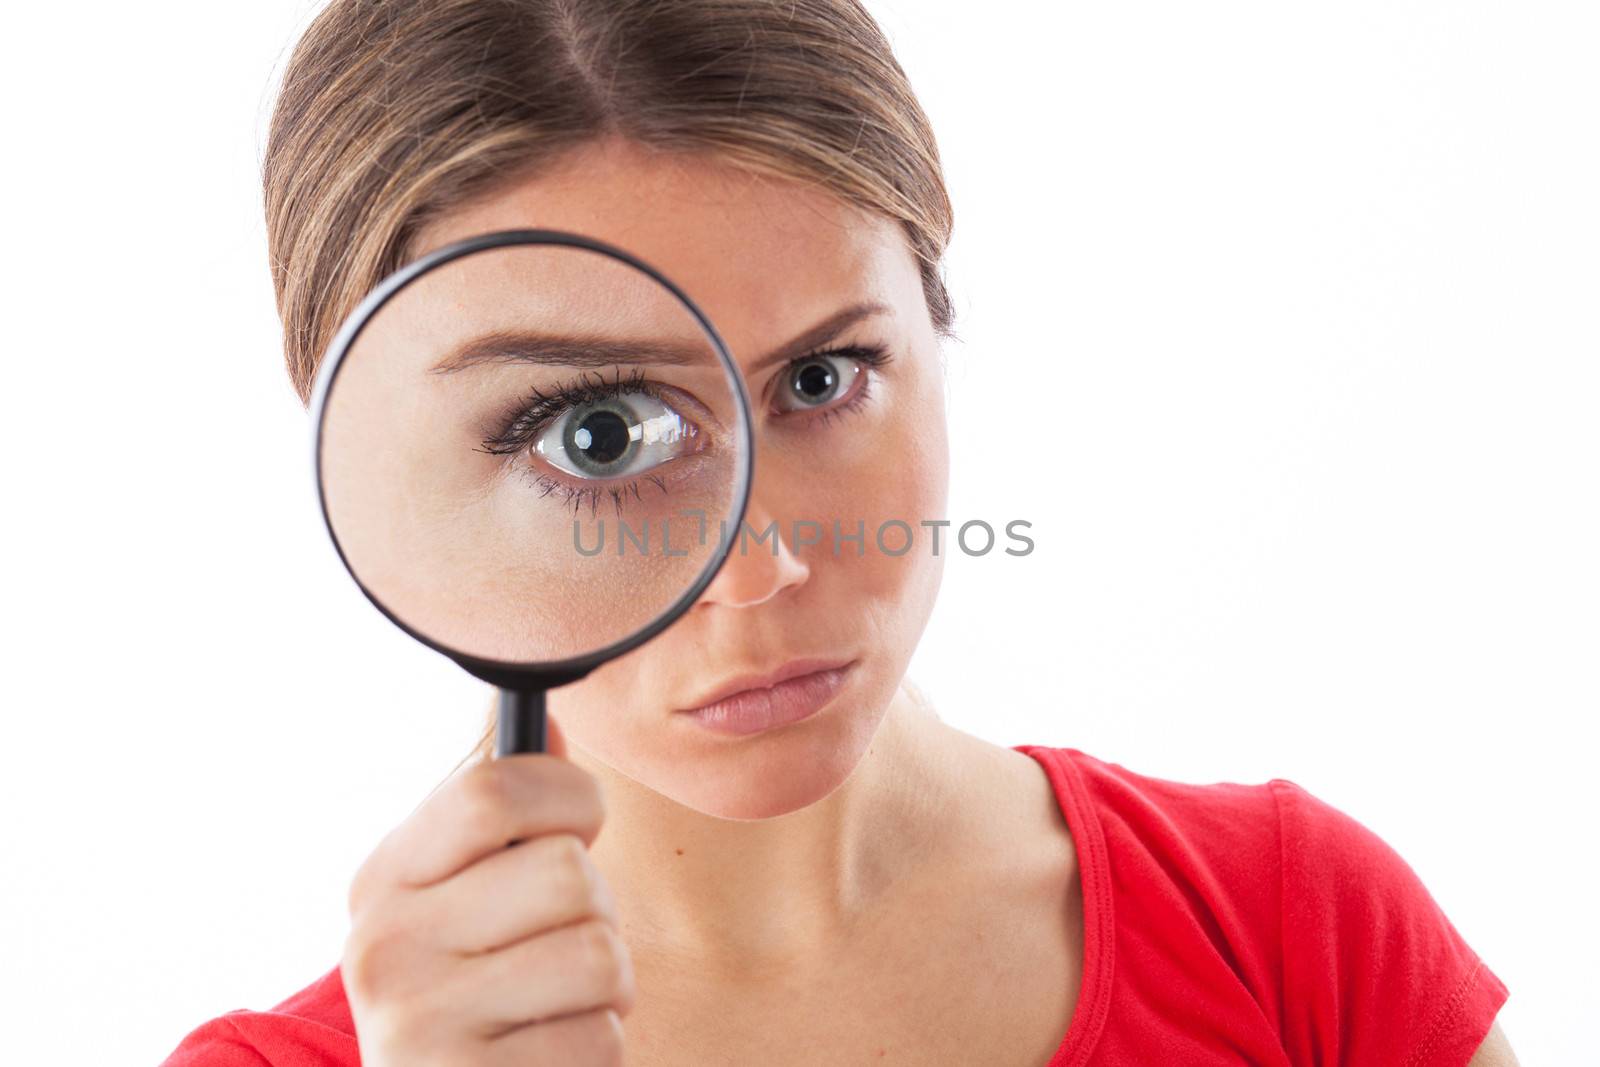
[428,300,892,376]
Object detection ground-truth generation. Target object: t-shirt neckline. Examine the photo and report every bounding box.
[1011,745,1115,1065]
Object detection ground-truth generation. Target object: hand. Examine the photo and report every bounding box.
[342,715,634,1065]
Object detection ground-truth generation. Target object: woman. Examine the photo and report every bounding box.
[164,1,1514,1064]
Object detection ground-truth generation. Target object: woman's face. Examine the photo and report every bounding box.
[410,137,950,820]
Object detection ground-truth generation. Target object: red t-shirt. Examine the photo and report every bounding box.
[161,745,1509,1066]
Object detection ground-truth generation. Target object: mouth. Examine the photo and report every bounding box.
[673,657,857,737]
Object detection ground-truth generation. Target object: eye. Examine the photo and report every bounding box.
[773,353,865,413]
[531,393,699,480]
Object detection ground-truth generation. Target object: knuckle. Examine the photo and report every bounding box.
[576,920,627,999]
[341,935,383,1002]
[342,919,409,1002]
[346,866,371,918]
[348,852,397,919]
[457,765,513,827]
[592,872,621,928]
[548,834,596,908]
[350,816,415,911]
[583,1008,626,1064]
[534,1008,624,1067]
[612,938,638,1012]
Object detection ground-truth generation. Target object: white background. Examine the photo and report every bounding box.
[2,1,1594,1062]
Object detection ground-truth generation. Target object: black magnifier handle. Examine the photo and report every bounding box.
[496,688,548,756]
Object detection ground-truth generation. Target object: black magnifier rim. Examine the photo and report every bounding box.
[308,228,756,689]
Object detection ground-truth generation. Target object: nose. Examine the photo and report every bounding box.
[697,496,810,609]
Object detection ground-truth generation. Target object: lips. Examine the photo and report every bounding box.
[675,657,857,736]
[679,657,854,711]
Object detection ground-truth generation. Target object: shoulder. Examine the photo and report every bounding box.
[1017,743,1290,1013]
[1268,777,1511,1066]
[159,1016,272,1067]
[1018,745,1509,1067]
[1019,745,1474,917]
[160,965,358,1067]
[1019,744,1286,898]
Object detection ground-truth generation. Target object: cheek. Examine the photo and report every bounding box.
[799,360,950,597]
[838,432,947,653]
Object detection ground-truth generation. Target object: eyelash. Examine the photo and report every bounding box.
[477,366,661,458]
[477,343,892,513]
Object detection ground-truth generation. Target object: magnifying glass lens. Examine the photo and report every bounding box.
[317,238,748,668]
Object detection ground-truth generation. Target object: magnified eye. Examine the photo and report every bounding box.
[774,353,864,413]
[532,394,699,480]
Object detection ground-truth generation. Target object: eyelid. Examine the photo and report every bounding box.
[478,371,720,521]
[479,369,665,457]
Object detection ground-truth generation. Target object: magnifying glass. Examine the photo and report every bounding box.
[310,230,754,757]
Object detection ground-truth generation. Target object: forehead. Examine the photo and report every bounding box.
[412,137,918,342]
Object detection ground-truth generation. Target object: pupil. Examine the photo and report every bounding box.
[795,361,836,402]
[572,409,631,467]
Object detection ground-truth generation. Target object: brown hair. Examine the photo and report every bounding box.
[264,0,956,407]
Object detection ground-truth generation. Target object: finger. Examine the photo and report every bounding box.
[351,755,604,907]
[451,917,637,1032]
[420,830,620,954]
[484,1007,625,1067]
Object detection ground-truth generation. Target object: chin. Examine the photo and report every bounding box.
[657,693,887,821]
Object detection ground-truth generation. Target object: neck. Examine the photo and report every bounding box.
[568,681,975,975]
